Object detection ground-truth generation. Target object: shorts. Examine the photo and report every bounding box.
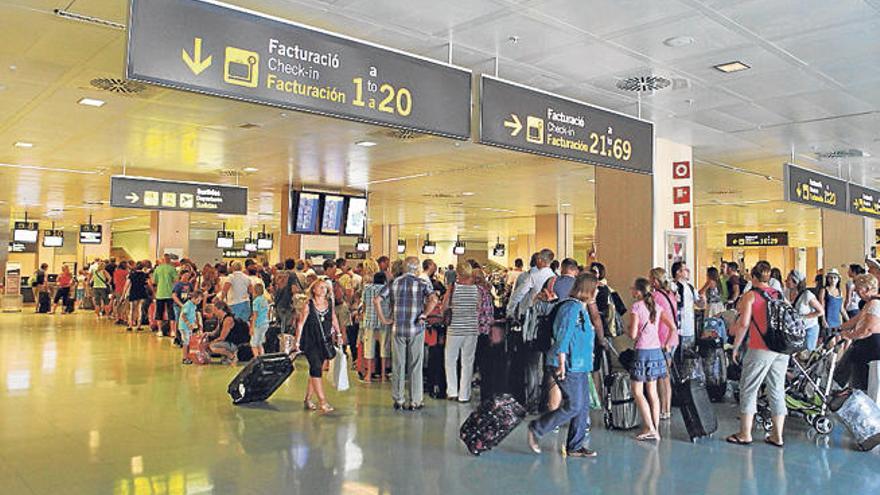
[230,301,251,321]
[251,323,268,347]
[361,326,391,359]
[76,288,85,301]
[211,341,237,355]
[305,349,325,378]
[92,288,110,306]
[630,348,668,382]
[154,298,174,321]
[179,324,193,344]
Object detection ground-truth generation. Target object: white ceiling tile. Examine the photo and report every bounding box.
[718,68,832,100]
[528,0,694,37]
[716,0,876,39]
[450,11,583,61]
[775,18,880,67]
[530,40,646,82]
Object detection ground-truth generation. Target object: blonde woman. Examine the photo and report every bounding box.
[649,267,679,421]
[442,262,480,402]
[295,279,341,413]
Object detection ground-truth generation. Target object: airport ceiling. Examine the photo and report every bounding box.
[1,0,878,247]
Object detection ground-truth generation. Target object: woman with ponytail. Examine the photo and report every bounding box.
[649,267,680,421]
[629,277,677,441]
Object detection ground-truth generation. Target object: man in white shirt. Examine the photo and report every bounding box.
[507,249,555,317]
[506,258,524,287]
[672,261,701,349]
[222,261,254,321]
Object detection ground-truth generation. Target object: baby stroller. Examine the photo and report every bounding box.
[756,332,846,435]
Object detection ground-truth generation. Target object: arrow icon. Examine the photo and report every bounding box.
[182,37,212,75]
[126,192,139,204]
[504,114,522,137]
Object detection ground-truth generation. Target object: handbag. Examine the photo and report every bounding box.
[330,348,350,391]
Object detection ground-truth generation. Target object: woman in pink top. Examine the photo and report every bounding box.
[649,267,680,421]
[629,277,677,441]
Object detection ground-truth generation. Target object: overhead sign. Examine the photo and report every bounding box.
[126,0,472,139]
[7,242,36,254]
[79,224,104,245]
[849,183,880,220]
[726,232,789,248]
[110,175,247,215]
[345,252,367,260]
[479,76,654,174]
[783,163,847,213]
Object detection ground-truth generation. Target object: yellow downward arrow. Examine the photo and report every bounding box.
[182,37,212,75]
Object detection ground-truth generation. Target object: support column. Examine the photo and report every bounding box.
[149,211,190,260]
[653,138,694,273]
[370,224,399,260]
[594,167,653,302]
[535,213,573,260]
[279,187,301,261]
[822,209,867,272]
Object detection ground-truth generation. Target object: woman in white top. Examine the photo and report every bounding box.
[785,270,824,351]
[441,262,480,403]
[845,264,866,318]
[222,261,254,321]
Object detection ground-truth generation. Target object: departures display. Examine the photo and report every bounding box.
[126,0,472,139]
[479,75,654,174]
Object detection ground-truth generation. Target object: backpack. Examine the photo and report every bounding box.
[534,299,579,352]
[751,289,807,354]
[604,289,625,338]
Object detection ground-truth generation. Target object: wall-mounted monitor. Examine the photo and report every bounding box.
[453,245,466,255]
[257,237,274,250]
[216,231,235,249]
[493,244,506,257]
[42,231,64,248]
[13,222,38,244]
[321,194,345,235]
[79,224,103,245]
[422,242,436,255]
[244,239,257,252]
[293,191,321,234]
[356,241,371,252]
[344,196,367,236]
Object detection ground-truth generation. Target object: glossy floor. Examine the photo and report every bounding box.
[1,311,878,494]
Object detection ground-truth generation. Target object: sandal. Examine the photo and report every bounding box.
[636,432,659,441]
[319,402,335,414]
[726,434,753,445]
[764,436,784,448]
[303,399,317,411]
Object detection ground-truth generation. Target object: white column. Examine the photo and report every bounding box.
[653,138,695,273]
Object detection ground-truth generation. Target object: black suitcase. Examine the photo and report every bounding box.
[671,349,705,408]
[604,371,640,430]
[698,338,727,402]
[64,296,76,314]
[228,353,295,404]
[37,291,51,313]
[673,371,718,442]
[459,394,526,455]
[263,325,282,354]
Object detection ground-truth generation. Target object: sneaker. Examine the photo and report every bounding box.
[526,425,541,454]
[393,402,404,411]
[567,448,598,458]
[182,358,193,365]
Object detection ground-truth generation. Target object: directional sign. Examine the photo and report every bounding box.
[726,232,789,248]
[126,0,472,139]
[479,75,654,174]
[783,163,847,213]
[110,176,247,215]
[848,183,880,220]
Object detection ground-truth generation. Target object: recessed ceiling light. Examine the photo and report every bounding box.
[663,36,694,47]
[774,208,785,213]
[355,140,377,147]
[587,179,596,183]
[508,35,520,44]
[14,141,34,148]
[77,97,106,107]
[716,220,726,224]
[242,167,259,173]
[713,61,750,73]
[808,231,815,235]
[461,192,475,196]
[561,203,571,207]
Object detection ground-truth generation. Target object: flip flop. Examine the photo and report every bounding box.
[726,434,753,445]
[636,432,659,442]
[764,436,784,448]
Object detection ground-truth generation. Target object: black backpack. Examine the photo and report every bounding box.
[534,299,579,352]
[751,289,807,354]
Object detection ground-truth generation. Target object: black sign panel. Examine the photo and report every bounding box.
[8,241,36,253]
[345,251,367,260]
[783,163,847,212]
[79,224,104,245]
[479,76,654,174]
[110,176,247,215]
[126,0,471,139]
[726,232,789,248]
[848,183,880,220]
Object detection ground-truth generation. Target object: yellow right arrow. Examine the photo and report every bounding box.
[182,37,212,75]
[504,114,522,137]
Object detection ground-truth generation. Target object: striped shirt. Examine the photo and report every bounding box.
[448,284,479,336]
[361,283,389,331]
[378,274,434,338]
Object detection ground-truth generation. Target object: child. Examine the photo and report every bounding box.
[250,284,270,357]
[629,277,677,442]
[178,291,203,365]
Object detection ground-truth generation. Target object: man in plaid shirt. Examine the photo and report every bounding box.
[375,256,438,410]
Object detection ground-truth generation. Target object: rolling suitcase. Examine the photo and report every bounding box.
[228,352,296,405]
[672,361,717,442]
[671,348,705,407]
[263,324,282,354]
[459,394,526,456]
[603,371,640,430]
[64,295,76,314]
[832,389,880,451]
[697,337,727,402]
[37,291,51,313]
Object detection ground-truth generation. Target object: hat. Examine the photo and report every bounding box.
[866,257,880,272]
[789,270,806,284]
[827,268,841,277]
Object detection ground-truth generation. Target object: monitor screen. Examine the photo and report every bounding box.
[257,238,273,250]
[422,243,436,255]
[397,242,406,254]
[321,194,345,235]
[216,236,234,249]
[493,245,506,257]
[294,192,321,234]
[79,224,103,245]
[344,196,367,236]
[244,241,257,252]
[356,241,370,252]
[43,235,64,248]
[453,245,466,255]
[13,228,38,244]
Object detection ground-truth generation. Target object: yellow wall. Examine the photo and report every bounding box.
[112,230,151,263]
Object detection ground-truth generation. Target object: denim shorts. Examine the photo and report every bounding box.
[251,323,268,347]
[630,348,668,382]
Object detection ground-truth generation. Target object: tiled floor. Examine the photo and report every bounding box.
[1,311,878,494]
